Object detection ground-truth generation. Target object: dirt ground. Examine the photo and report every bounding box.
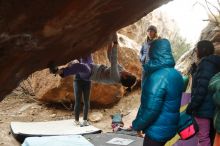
[0,90,141,146]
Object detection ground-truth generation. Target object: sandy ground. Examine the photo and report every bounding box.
[0,90,141,146]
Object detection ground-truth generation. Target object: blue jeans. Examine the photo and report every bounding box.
[74,80,91,121]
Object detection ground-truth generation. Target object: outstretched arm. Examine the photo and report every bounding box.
[107,43,113,62]
[108,33,122,82]
[107,33,118,62]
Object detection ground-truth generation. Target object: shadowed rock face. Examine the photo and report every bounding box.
[0,0,171,100]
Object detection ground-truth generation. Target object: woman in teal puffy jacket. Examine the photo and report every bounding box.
[132,39,184,146]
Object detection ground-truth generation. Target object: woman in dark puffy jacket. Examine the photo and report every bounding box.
[186,40,220,146]
[132,38,184,146]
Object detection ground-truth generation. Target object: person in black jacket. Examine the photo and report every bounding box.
[186,40,220,146]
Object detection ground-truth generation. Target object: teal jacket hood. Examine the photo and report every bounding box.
[143,39,175,73]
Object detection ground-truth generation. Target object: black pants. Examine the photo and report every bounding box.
[143,136,166,146]
[74,80,91,121]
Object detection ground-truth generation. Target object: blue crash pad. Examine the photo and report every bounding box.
[22,135,94,146]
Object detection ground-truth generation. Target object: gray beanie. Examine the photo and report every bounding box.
[147,25,157,33]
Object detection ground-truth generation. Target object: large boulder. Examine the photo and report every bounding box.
[0,0,171,101]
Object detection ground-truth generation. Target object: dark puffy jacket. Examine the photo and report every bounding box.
[186,55,220,118]
[132,39,184,142]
